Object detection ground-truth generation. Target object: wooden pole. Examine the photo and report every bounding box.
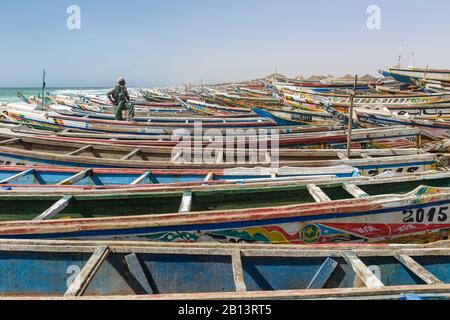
[346,75,358,158]
[41,69,46,110]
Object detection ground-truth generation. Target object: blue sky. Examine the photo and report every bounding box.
[1,0,449,87]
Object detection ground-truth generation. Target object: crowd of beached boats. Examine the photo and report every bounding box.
[1,65,450,300]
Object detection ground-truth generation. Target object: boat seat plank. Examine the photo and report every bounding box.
[120,148,142,161]
[130,172,151,185]
[125,253,153,294]
[0,169,35,184]
[307,258,338,289]
[307,184,331,203]
[232,250,247,292]
[337,152,350,160]
[64,245,110,297]
[342,252,385,289]
[34,195,74,221]
[361,153,373,159]
[179,191,193,213]
[171,151,183,163]
[265,152,271,163]
[216,151,224,164]
[57,169,93,186]
[0,138,22,145]
[66,145,93,156]
[394,253,444,285]
[204,172,215,182]
[343,183,369,198]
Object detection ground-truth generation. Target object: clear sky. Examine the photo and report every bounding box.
[1,0,449,87]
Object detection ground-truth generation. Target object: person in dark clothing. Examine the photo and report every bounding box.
[107,77,135,121]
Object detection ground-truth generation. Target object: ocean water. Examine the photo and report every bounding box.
[0,87,116,103]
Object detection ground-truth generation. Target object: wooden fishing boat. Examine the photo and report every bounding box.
[0,239,448,299]
[2,118,422,149]
[280,89,450,111]
[187,99,253,114]
[0,164,360,190]
[237,87,273,97]
[79,94,182,108]
[0,133,435,174]
[355,108,450,139]
[178,99,255,116]
[141,90,177,102]
[213,93,282,108]
[10,99,190,118]
[272,81,372,93]
[253,107,338,126]
[284,91,450,118]
[0,183,450,243]
[384,66,450,84]
[2,170,450,220]
[56,107,265,123]
[0,108,278,134]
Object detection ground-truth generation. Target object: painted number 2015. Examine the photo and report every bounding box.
[403,207,448,223]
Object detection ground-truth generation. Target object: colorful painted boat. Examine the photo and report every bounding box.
[56,108,265,123]
[2,170,450,220]
[3,122,422,149]
[0,133,435,174]
[0,164,360,190]
[280,89,450,111]
[80,94,182,108]
[213,93,282,108]
[0,184,450,244]
[0,239,448,299]
[0,108,278,134]
[355,108,450,139]
[253,107,338,126]
[272,81,372,93]
[384,66,450,84]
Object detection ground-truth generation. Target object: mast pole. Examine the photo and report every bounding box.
[346,75,358,158]
[41,69,46,110]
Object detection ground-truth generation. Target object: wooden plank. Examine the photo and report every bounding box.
[337,152,350,160]
[0,169,35,184]
[204,172,215,182]
[231,250,247,292]
[394,253,443,285]
[130,172,151,185]
[0,138,22,145]
[307,184,331,203]
[125,253,153,294]
[265,152,271,163]
[34,195,74,221]
[343,183,369,198]
[57,169,92,186]
[171,151,182,163]
[120,148,142,161]
[179,191,193,213]
[66,145,93,156]
[307,258,338,289]
[342,252,385,289]
[147,172,160,184]
[216,151,224,164]
[64,245,109,297]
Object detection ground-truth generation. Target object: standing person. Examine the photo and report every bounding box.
[107,77,135,121]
